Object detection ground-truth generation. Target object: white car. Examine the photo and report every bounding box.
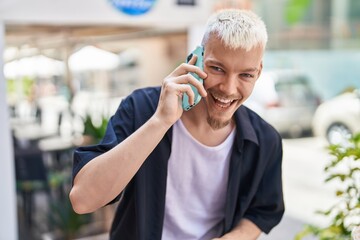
[244,70,320,137]
[312,90,360,145]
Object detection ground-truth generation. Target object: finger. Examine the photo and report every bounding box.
[172,62,198,76]
[177,84,194,105]
[172,57,207,79]
[173,74,207,98]
[189,74,207,97]
[176,74,207,98]
[188,65,207,80]
[187,53,197,65]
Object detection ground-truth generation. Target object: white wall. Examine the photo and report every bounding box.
[0,0,212,28]
[187,24,206,52]
[0,21,18,240]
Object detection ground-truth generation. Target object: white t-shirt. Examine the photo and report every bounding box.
[161,120,236,240]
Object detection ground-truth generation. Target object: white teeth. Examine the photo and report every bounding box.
[214,96,234,104]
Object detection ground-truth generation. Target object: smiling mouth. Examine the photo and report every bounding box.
[211,94,238,109]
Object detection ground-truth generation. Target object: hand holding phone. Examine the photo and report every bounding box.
[182,46,204,111]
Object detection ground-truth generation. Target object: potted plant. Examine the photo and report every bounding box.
[82,115,108,144]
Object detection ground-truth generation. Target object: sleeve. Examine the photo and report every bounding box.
[243,133,285,234]
[71,95,135,181]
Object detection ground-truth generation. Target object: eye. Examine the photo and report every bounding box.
[240,73,255,82]
[240,73,255,79]
[210,66,224,72]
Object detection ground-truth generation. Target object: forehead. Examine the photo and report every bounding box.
[204,37,264,68]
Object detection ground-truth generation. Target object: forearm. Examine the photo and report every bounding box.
[70,115,170,214]
[214,219,262,240]
[70,55,207,214]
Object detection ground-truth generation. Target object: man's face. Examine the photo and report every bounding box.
[201,36,264,130]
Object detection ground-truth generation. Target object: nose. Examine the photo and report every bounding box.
[219,74,237,95]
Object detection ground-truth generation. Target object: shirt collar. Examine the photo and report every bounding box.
[234,106,259,148]
[166,106,259,148]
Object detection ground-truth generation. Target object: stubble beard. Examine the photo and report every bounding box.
[204,91,237,130]
[207,116,231,130]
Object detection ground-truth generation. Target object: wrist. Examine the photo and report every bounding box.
[149,114,173,133]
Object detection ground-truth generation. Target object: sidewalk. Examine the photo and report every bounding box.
[259,214,316,240]
[258,137,333,240]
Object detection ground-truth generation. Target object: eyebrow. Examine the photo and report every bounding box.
[243,67,259,72]
[206,59,259,72]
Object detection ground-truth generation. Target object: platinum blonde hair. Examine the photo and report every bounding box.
[201,9,268,51]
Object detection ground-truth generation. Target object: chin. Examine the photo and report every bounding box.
[202,98,238,130]
[206,116,232,130]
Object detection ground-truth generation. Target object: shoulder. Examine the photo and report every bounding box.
[114,86,161,125]
[242,105,282,144]
[120,86,161,112]
[125,86,161,105]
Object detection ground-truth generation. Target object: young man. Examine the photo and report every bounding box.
[70,9,284,240]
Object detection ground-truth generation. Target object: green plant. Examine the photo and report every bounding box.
[285,0,311,25]
[6,76,35,98]
[49,197,92,240]
[295,133,360,240]
[83,115,108,143]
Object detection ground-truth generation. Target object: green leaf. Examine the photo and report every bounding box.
[297,132,360,239]
[82,115,109,143]
[336,190,344,196]
[325,174,347,182]
[294,224,319,240]
[284,0,311,25]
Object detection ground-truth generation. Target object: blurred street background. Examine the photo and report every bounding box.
[1,0,359,239]
[260,137,335,240]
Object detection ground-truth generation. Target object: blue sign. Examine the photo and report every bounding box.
[109,0,157,16]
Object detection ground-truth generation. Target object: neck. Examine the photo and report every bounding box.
[180,101,235,147]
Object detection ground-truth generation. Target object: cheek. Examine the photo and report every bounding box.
[203,74,223,90]
[242,84,256,98]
